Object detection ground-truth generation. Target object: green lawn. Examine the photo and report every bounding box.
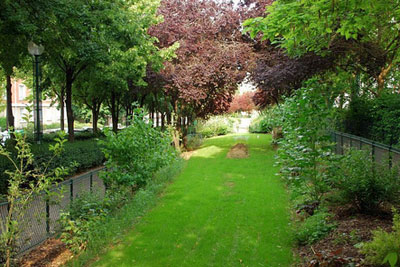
[93,134,293,267]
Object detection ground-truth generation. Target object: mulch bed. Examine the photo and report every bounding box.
[227,143,249,159]
[297,207,393,266]
[19,238,73,267]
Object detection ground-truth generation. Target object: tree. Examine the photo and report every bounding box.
[148,0,254,142]
[229,91,256,113]
[244,0,400,95]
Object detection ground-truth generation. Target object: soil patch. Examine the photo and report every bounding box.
[227,143,249,159]
[19,238,73,267]
[297,211,392,266]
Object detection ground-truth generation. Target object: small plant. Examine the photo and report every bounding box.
[295,209,336,245]
[330,149,400,213]
[184,133,203,151]
[0,131,67,267]
[361,210,400,266]
[59,191,127,254]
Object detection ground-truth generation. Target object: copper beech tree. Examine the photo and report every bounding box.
[147,0,255,144]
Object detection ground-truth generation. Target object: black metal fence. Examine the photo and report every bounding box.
[331,131,400,168]
[0,167,106,253]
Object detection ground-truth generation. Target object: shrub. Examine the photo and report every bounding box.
[100,110,177,190]
[344,93,400,147]
[0,139,105,195]
[184,133,203,151]
[361,211,400,266]
[196,115,235,138]
[249,107,277,133]
[330,149,400,213]
[61,159,183,263]
[295,209,336,245]
[60,189,130,253]
[276,79,337,202]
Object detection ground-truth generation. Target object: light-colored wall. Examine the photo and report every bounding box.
[2,79,65,129]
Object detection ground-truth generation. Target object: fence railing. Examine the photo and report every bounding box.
[331,131,400,168]
[0,167,106,253]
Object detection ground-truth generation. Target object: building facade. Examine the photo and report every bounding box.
[1,79,63,129]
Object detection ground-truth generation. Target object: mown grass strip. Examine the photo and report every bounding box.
[91,134,293,267]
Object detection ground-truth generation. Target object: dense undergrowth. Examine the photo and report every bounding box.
[0,132,105,196]
[57,110,181,264]
[258,78,400,265]
[64,160,184,266]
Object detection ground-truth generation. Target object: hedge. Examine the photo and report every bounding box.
[0,138,105,195]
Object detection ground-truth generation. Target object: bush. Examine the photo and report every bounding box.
[276,79,337,202]
[329,149,400,213]
[344,93,400,147]
[62,159,183,264]
[184,133,204,151]
[295,209,336,245]
[60,189,130,253]
[0,138,105,195]
[196,115,235,138]
[100,110,177,190]
[361,211,400,266]
[249,107,277,133]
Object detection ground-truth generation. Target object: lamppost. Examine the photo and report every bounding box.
[28,42,44,144]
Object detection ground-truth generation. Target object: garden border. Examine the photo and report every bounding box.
[0,166,106,254]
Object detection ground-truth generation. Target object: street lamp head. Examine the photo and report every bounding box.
[28,41,44,56]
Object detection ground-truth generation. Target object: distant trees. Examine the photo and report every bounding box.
[229,92,256,113]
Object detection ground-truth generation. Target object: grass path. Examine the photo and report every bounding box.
[94,134,293,266]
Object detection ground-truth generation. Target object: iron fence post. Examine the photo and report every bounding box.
[90,172,93,193]
[70,180,73,202]
[46,198,50,234]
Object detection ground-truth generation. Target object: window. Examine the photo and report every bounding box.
[18,84,26,100]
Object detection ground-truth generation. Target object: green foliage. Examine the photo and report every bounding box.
[100,110,177,189]
[343,96,374,138]
[196,115,236,138]
[184,133,204,151]
[244,0,400,58]
[343,93,400,146]
[0,131,67,266]
[0,138,105,195]
[295,210,336,246]
[361,211,400,266]
[0,117,6,131]
[60,189,130,254]
[65,160,183,265]
[276,79,337,202]
[249,107,277,133]
[329,149,400,213]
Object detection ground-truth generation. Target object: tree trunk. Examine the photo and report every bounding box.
[156,111,159,127]
[66,70,74,142]
[92,101,99,134]
[60,86,65,131]
[161,113,165,129]
[110,90,119,133]
[167,112,171,125]
[6,75,14,131]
